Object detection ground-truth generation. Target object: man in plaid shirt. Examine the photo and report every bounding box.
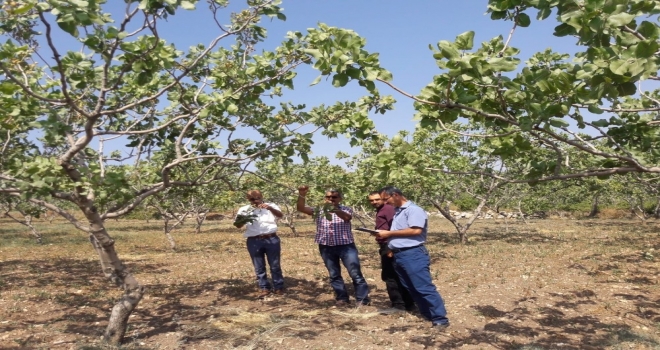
[297,185,371,307]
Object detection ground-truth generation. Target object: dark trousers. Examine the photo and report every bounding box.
[380,243,415,309]
[319,243,370,303]
[246,235,284,291]
[393,245,449,325]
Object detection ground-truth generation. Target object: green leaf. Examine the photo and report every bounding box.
[609,59,645,77]
[180,1,195,10]
[617,82,636,96]
[592,119,609,127]
[12,2,36,14]
[310,75,322,86]
[227,103,239,114]
[57,20,79,37]
[516,13,531,27]
[0,82,20,94]
[634,41,659,58]
[332,73,349,87]
[455,31,475,50]
[303,49,323,60]
[607,13,636,26]
[378,69,393,82]
[587,105,604,114]
[548,118,569,128]
[135,72,150,85]
[437,41,460,60]
[637,21,659,39]
[554,23,575,37]
[363,67,378,81]
[537,7,551,20]
[488,57,518,72]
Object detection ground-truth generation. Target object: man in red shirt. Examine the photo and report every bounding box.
[368,191,415,312]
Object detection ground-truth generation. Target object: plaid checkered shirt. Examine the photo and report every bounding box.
[314,205,354,246]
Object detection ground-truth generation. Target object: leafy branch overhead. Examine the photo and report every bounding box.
[310,0,660,182]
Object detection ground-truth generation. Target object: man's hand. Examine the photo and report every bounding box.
[298,185,309,197]
[374,230,390,240]
[257,203,271,209]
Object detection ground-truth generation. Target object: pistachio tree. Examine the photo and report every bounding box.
[410,0,660,183]
[0,0,389,344]
[357,126,520,243]
[311,0,660,183]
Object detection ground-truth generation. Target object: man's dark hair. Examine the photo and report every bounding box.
[326,188,343,198]
[379,186,404,197]
[368,191,380,196]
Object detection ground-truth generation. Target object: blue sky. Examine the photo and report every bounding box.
[48,1,578,163]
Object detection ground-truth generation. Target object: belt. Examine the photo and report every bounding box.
[390,244,423,254]
[248,233,277,239]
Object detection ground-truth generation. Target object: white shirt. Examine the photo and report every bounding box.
[236,203,281,238]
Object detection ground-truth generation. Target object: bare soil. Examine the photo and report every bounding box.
[1,217,659,349]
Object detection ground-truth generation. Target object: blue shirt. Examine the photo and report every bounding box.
[388,201,427,249]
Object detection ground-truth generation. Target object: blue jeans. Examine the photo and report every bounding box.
[318,243,370,303]
[393,245,449,325]
[247,235,284,291]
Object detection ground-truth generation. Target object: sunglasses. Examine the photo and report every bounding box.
[248,197,262,201]
[325,195,339,199]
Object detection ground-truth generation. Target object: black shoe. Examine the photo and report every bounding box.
[432,323,450,331]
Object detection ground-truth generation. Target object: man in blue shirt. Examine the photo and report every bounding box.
[368,191,415,312]
[375,186,449,330]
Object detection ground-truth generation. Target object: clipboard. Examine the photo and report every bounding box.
[355,227,379,235]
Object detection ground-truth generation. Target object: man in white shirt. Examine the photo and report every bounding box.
[234,190,285,298]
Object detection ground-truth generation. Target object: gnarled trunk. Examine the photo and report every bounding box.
[194,210,209,234]
[86,212,144,345]
[163,217,177,250]
[430,198,485,244]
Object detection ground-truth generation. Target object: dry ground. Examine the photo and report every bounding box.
[1,216,659,350]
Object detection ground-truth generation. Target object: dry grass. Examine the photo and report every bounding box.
[1,215,659,349]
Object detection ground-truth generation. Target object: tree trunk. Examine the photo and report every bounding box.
[654,196,660,219]
[430,197,486,245]
[628,194,648,224]
[23,214,42,244]
[517,200,528,225]
[587,193,600,218]
[194,210,209,234]
[288,222,298,237]
[281,214,298,237]
[429,199,467,244]
[457,226,468,245]
[163,218,177,251]
[86,212,144,345]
